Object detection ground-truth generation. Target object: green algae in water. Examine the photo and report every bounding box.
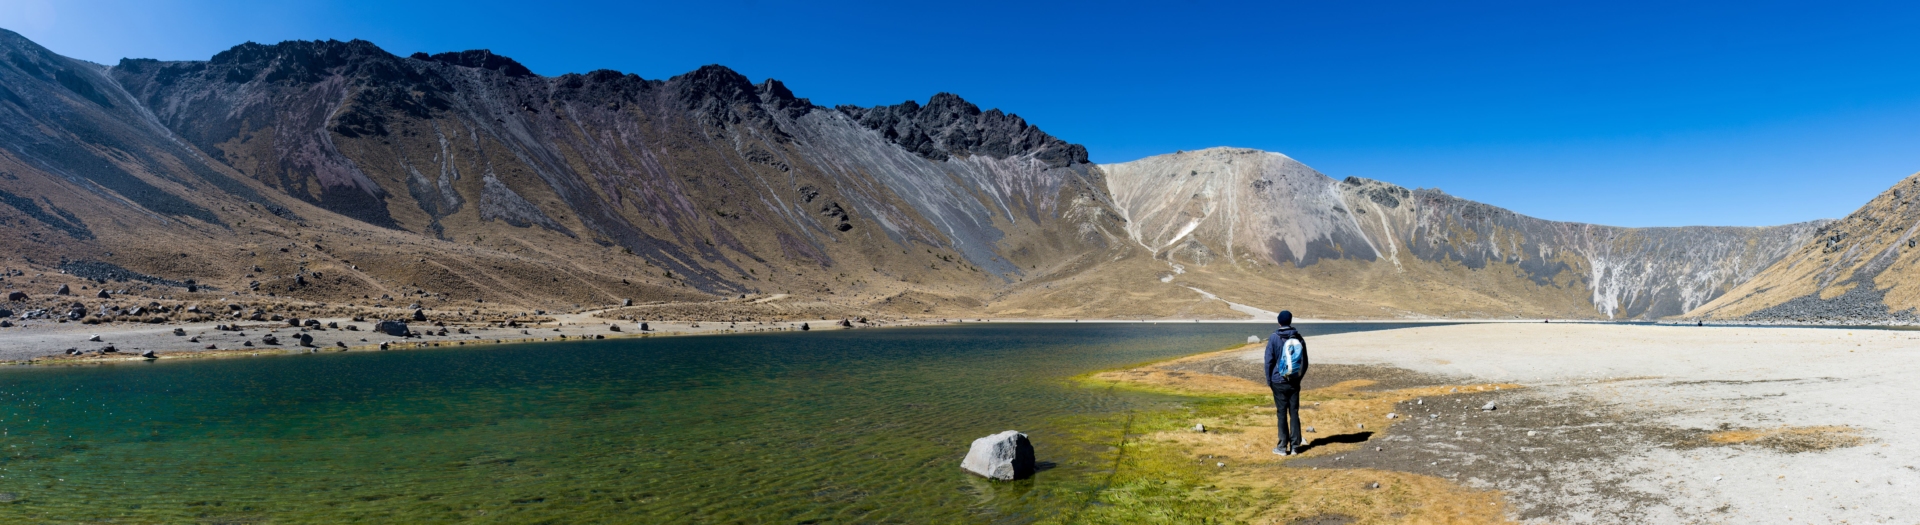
[0,323,1418,523]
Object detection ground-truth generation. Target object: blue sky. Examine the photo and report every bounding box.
[6,0,1919,227]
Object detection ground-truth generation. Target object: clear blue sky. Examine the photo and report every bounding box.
[6,0,1919,227]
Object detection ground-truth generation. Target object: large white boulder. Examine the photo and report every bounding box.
[961,430,1036,480]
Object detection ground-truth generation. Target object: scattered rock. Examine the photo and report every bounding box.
[961,430,1036,480]
[623,298,633,306]
[1482,402,1498,411]
[336,341,347,348]
[379,342,390,350]
[100,345,116,353]
[609,325,622,332]
[1193,424,1206,433]
[172,328,186,336]
[840,319,853,328]
[1306,426,1315,433]
[640,322,650,331]
[204,344,216,350]
[261,334,279,345]
[0,320,11,328]
[800,322,810,331]
[1387,413,1397,419]
[140,350,156,359]
[375,321,410,337]
[95,289,110,299]
[56,284,70,295]
[327,322,338,329]
[6,291,25,301]
[188,336,199,343]
[412,309,428,322]
[288,318,302,327]
[297,333,314,346]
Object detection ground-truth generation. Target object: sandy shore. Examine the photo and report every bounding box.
[1223,323,1920,523]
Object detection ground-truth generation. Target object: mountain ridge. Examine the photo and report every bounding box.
[0,29,1829,322]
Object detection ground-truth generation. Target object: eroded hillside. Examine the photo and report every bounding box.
[1692,171,1920,323]
[1101,148,1826,319]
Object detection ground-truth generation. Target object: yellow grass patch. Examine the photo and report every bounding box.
[1706,425,1868,453]
[1082,346,1525,524]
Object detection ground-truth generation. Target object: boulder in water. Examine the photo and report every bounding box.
[961,430,1036,480]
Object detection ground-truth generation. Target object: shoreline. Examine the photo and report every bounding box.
[1078,323,1917,523]
[8,312,1916,367]
[0,312,946,366]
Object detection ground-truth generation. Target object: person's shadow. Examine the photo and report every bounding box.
[1300,431,1372,452]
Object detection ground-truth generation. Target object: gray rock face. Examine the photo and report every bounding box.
[1103,147,1826,319]
[374,320,409,337]
[960,430,1036,480]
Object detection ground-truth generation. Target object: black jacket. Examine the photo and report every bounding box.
[1262,326,1309,386]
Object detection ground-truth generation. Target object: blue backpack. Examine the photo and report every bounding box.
[1278,337,1305,378]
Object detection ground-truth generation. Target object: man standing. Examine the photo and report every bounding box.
[1263,310,1309,455]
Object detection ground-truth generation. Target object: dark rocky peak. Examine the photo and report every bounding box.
[408,49,535,77]
[665,65,787,137]
[556,70,654,104]
[206,39,396,85]
[552,69,657,104]
[838,92,1088,168]
[756,78,812,118]
[669,65,758,105]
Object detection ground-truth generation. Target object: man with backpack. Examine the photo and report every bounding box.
[1264,310,1309,455]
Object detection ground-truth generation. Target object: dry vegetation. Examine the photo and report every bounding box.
[1067,344,1523,524]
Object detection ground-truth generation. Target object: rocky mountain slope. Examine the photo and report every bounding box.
[1101,148,1827,319]
[0,29,1142,321]
[0,29,1831,322]
[1691,171,1920,323]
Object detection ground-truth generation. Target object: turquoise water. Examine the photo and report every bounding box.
[0,322,1418,523]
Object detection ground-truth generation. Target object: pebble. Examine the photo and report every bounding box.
[1481,402,1498,411]
[1527,430,1537,437]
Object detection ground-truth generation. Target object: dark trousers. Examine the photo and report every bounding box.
[1270,383,1302,446]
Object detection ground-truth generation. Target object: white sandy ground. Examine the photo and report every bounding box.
[1234,323,1920,523]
